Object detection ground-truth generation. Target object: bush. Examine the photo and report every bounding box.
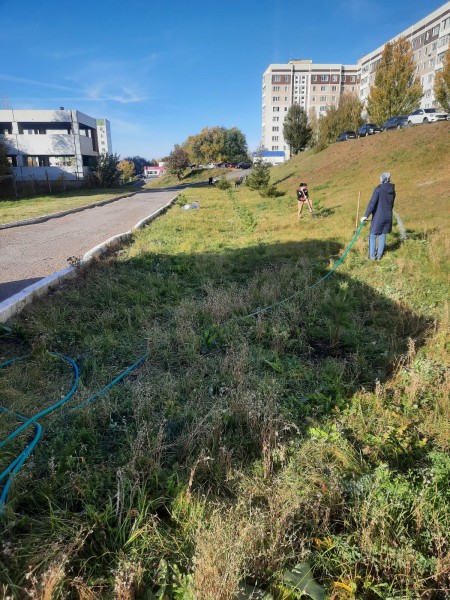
[216,177,232,190]
[260,185,284,198]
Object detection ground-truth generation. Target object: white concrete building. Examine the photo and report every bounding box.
[0,109,110,181]
[262,2,450,159]
[96,118,112,154]
[359,2,450,108]
[262,60,359,157]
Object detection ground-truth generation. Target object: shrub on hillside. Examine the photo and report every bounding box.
[260,184,284,198]
[216,176,232,190]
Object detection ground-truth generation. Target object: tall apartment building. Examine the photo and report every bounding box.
[0,109,112,181]
[262,1,450,159]
[262,60,359,157]
[359,2,450,106]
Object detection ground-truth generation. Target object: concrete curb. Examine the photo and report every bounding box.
[0,190,139,230]
[0,195,178,323]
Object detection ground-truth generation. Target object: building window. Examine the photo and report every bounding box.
[320,96,327,101]
[342,75,346,82]
[319,106,326,112]
[443,17,450,29]
[272,146,278,150]
[272,126,279,131]
[321,75,329,81]
[272,136,279,141]
[7,156,18,166]
[312,75,317,81]
[274,75,281,82]
[432,25,440,36]
[284,96,288,101]
[284,75,289,82]
[273,86,280,91]
[332,75,338,82]
[284,86,289,91]
[331,85,337,91]
[23,155,49,167]
[273,107,280,112]
[320,86,327,91]
[272,116,279,121]
[273,96,280,102]
[351,76,356,82]
[312,96,316,101]
[49,156,75,167]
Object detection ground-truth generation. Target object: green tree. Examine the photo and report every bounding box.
[183,126,248,164]
[165,144,190,180]
[0,141,11,176]
[434,50,450,112]
[93,152,121,187]
[223,127,248,162]
[184,127,226,164]
[124,155,156,174]
[247,160,270,191]
[308,108,320,148]
[367,36,423,123]
[316,93,364,150]
[283,104,312,155]
[118,159,135,183]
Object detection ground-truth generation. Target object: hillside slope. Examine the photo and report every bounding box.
[273,121,450,232]
[0,123,449,599]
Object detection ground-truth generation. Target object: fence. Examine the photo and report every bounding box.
[0,173,102,200]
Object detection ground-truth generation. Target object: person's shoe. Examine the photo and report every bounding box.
[376,256,382,260]
[369,256,376,261]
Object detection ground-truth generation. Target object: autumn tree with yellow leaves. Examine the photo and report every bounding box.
[367,36,423,124]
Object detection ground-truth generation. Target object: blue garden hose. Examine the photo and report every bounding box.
[0,221,368,515]
[233,221,365,320]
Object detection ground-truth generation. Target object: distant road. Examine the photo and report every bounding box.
[0,189,175,302]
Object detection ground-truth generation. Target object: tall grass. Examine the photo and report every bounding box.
[0,126,449,598]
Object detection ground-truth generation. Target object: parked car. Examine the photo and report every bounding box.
[336,130,357,142]
[236,161,253,169]
[407,108,448,125]
[357,123,382,137]
[382,115,408,130]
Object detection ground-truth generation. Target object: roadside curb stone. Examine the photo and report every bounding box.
[0,194,178,323]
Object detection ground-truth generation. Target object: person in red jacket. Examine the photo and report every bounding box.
[297,182,313,218]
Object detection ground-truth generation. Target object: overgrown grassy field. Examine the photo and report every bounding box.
[0,188,129,225]
[0,123,449,599]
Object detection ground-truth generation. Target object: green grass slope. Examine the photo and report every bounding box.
[0,124,449,599]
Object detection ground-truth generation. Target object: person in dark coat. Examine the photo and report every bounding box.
[361,172,396,260]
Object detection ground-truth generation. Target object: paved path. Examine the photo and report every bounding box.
[0,189,175,302]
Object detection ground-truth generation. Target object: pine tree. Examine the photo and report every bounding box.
[247,160,270,190]
[283,104,312,155]
[434,50,450,112]
[367,37,423,123]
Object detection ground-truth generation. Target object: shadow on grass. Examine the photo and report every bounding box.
[0,235,433,591]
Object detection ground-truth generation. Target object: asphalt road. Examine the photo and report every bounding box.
[0,188,176,302]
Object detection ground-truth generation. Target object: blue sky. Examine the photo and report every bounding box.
[0,0,445,159]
